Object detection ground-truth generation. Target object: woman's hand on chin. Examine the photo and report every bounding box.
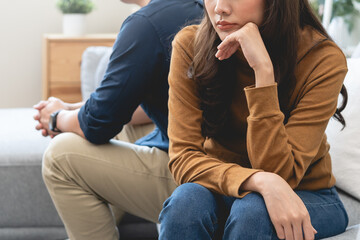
[215,22,275,87]
[242,172,317,240]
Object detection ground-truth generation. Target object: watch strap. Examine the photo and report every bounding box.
[50,110,62,133]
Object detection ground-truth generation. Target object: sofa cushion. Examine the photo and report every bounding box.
[326,58,360,202]
[81,46,112,101]
[325,225,359,240]
[338,189,360,227]
[0,108,64,229]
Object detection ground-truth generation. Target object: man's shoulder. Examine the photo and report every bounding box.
[137,0,203,18]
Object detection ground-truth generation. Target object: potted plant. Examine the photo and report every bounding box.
[332,0,360,31]
[328,0,360,53]
[57,0,95,36]
[311,0,360,54]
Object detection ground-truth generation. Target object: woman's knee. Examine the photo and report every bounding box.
[159,183,218,228]
[224,193,275,238]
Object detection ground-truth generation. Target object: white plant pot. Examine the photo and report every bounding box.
[63,14,86,36]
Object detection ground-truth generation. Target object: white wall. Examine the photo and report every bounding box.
[0,0,134,108]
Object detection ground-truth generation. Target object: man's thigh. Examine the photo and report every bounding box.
[114,123,155,143]
[44,132,177,223]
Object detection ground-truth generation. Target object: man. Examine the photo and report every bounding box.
[33,0,203,239]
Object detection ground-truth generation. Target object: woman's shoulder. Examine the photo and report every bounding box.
[297,25,346,68]
[172,25,199,53]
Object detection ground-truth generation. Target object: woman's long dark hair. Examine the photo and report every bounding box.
[190,0,348,138]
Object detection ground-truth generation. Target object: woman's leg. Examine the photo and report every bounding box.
[296,187,348,239]
[159,183,222,240]
[42,132,177,240]
[223,192,276,240]
[223,188,348,240]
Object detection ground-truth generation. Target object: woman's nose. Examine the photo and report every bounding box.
[214,0,231,16]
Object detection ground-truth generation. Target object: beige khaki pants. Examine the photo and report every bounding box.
[42,124,177,240]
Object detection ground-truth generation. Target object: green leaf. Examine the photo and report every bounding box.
[56,0,94,14]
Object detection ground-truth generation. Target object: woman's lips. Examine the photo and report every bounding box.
[216,20,237,31]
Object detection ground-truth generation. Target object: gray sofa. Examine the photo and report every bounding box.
[0,48,358,240]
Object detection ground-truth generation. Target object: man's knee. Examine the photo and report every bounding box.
[42,133,86,182]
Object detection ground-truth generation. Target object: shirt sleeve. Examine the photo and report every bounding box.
[78,14,163,144]
[244,40,347,189]
[168,30,261,198]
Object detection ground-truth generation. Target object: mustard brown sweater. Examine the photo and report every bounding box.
[168,25,347,198]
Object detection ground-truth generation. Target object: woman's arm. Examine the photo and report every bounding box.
[168,26,261,198]
[216,23,347,189]
[216,22,346,240]
[242,172,317,240]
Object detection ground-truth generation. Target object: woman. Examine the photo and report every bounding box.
[159,0,349,239]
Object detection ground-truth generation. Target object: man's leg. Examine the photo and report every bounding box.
[111,123,155,224]
[114,123,155,143]
[42,132,176,240]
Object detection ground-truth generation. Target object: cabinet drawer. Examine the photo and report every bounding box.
[49,41,113,84]
[49,82,82,103]
[43,34,117,102]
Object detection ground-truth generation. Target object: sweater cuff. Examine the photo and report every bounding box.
[223,165,262,198]
[244,83,281,118]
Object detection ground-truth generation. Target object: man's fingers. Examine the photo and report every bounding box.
[35,123,43,130]
[33,100,48,110]
[41,129,48,137]
[33,112,40,121]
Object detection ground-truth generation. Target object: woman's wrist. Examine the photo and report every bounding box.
[241,171,268,194]
[254,63,275,88]
[241,171,284,196]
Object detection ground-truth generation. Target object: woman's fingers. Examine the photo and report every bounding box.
[216,34,240,60]
[284,223,294,240]
[273,223,286,239]
[303,219,316,240]
[293,222,303,240]
[216,43,239,60]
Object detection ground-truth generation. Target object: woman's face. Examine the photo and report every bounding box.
[205,0,265,40]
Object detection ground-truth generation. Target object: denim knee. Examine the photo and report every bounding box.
[224,193,276,240]
[159,183,219,240]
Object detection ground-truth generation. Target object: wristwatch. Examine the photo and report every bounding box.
[49,110,62,133]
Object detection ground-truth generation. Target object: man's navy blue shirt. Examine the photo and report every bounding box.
[78,0,204,151]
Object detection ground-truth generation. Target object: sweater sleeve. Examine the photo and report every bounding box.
[244,40,347,189]
[168,28,260,198]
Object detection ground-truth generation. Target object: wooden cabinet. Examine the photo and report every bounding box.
[42,34,117,102]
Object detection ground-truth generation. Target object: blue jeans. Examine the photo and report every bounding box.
[159,183,348,240]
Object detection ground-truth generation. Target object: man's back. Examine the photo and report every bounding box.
[78,0,204,149]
